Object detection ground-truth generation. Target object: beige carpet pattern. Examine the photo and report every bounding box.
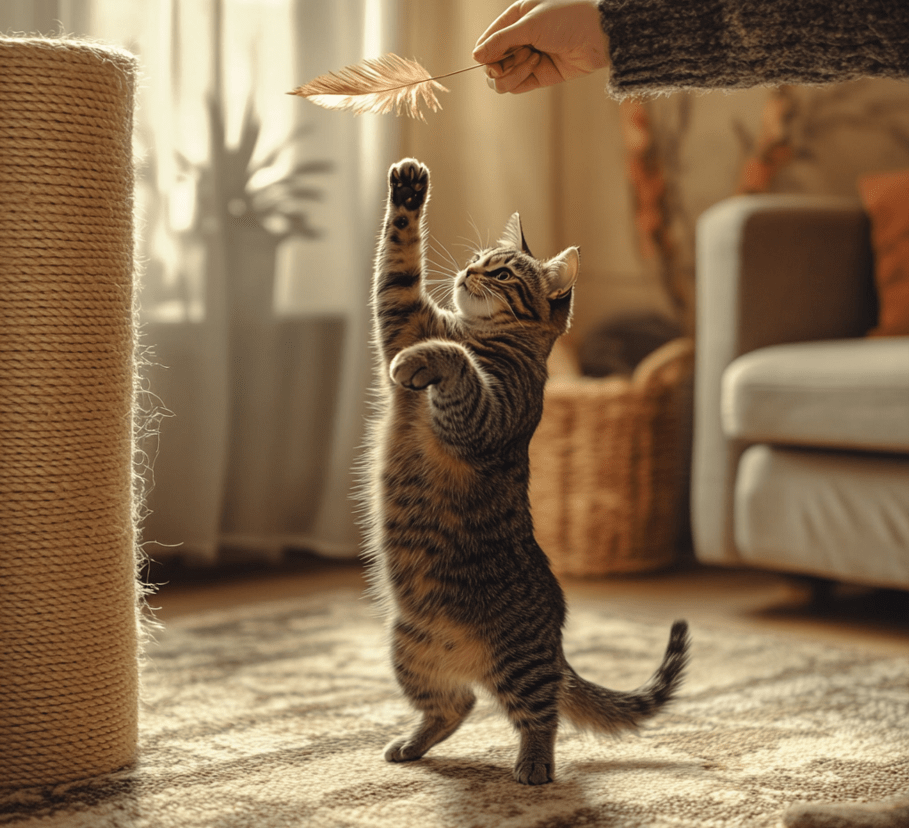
[1,587,907,828]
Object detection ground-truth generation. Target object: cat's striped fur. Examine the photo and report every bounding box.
[363,158,690,785]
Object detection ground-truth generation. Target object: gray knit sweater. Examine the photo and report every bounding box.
[598,0,909,98]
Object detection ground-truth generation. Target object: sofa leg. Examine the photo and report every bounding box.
[788,576,838,607]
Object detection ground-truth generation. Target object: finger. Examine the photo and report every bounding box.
[497,54,564,95]
[473,2,525,60]
[489,51,541,94]
[474,2,521,55]
[508,72,545,95]
[490,72,542,95]
[516,52,565,89]
[485,46,533,79]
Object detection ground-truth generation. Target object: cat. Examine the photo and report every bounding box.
[362,158,690,785]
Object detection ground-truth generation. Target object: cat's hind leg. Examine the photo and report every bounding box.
[384,619,476,763]
[488,641,563,784]
[513,721,558,786]
[384,687,476,763]
[503,689,560,785]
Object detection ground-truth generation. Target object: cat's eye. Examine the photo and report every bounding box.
[489,268,511,281]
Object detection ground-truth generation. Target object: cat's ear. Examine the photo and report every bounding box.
[545,247,579,299]
[497,212,533,256]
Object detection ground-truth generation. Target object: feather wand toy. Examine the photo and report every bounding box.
[288,53,494,121]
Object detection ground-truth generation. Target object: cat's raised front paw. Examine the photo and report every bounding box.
[389,158,429,211]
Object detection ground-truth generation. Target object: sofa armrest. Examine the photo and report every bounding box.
[692,195,876,565]
[697,195,876,353]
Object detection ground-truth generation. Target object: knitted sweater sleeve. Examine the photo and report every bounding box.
[597,0,909,98]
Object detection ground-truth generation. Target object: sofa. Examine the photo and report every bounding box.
[692,194,909,590]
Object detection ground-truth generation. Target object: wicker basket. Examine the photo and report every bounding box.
[529,337,694,577]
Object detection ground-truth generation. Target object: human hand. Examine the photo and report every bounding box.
[472,0,609,94]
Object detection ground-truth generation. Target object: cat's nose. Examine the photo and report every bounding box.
[460,274,480,296]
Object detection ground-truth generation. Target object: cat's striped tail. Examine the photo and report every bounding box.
[559,620,690,735]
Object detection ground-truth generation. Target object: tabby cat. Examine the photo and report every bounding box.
[363,158,690,785]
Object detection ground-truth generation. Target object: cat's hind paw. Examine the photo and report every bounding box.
[513,758,554,786]
[384,737,425,763]
[389,158,429,211]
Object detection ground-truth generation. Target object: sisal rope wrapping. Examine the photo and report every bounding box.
[0,38,141,788]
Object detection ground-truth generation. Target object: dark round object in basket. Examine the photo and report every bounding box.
[579,312,682,377]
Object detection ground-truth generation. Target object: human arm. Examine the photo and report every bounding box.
[474,0,909,98]
[601,0,909,98]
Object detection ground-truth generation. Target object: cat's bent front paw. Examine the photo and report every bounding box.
[389,158,429,211]
[390,348,440,391]
[384,737,425,763]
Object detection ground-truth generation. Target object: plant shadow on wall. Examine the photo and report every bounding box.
[188,94,335,547]
[137,85,337,558]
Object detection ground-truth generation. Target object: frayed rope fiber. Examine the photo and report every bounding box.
[0,37,141,788]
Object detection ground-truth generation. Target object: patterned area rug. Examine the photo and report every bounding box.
[2,587,907,828]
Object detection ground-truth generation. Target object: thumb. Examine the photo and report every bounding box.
[473,24,530,66]
[473,4,527,63]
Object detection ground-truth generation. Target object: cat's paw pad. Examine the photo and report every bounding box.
[513,759,553,786]
[390,350,440,391]
[384,737,424,763]
[389,158,429,210]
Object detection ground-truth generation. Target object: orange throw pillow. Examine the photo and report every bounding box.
[858,169,909,337]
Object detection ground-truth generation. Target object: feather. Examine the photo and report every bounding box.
[289,54,452,122]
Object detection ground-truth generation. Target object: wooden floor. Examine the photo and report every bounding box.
[147,552,909,658]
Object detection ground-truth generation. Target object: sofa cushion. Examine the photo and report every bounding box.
[735,445,909,589]
[722,338,909,452]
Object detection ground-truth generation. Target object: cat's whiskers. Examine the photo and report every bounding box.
[425,255,457,277]
[426,282,455,307]
[430,282,457,309]
[488,284,523,325]
[457,237,482,261]
[429,236,460,274]
[466,213,490,253]
[424,255,459,306]
[476,281,500,319]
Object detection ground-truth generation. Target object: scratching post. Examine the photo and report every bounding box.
[0,38,140,788]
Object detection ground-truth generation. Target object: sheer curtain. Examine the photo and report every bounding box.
[3,0,399,562]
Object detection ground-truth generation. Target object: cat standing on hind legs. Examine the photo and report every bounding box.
[363,157,690,785]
